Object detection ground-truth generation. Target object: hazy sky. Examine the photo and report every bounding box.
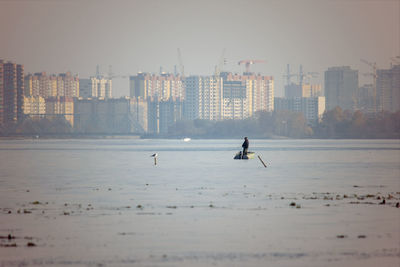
[1,0,399,97]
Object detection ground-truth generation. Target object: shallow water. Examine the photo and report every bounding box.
[0,139,399,266]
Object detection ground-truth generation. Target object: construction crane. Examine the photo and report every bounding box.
[177,48,185,77]
[361,58,377,113]
[238,59,266,74]
[215,48,226,78]
[284,64,318,87]
[283,64,297,85]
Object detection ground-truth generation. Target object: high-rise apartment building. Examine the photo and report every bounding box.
[45,96,74,127]
[23,96,46,117]
[274,96,326,125]
[24,72,79,98]
[223,73,274,117]
[376,64,400,112]
[284,80,321,99]
[358,84,374,113]
[80,77,112,99]
[147,98,183,134]
[74,97,147,134]
[0,62,3,125]
[301,83,322,97]
[0,60,24,125]
[129,73,184,101]
[324,66,358,111]
[222,80,247,120]
[184,73,274,121]
[184,76,223,120]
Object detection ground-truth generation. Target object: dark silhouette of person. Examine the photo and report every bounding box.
[242,137,249,159]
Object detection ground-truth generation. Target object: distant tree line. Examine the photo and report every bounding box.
[0,116,72,136]
[1,107,399,139]
[167,107,400,139]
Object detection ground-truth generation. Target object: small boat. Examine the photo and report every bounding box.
[183,137,191,142]
[234,151,255,160]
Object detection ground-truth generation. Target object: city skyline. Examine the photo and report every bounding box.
[1,0,399,97]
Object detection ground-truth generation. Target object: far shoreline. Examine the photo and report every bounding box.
[0,134,399,140]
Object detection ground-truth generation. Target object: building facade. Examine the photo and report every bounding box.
[184,73,274,121]
[274,96,326,125]
[130,73,184,101]
[285,83,322,98]
[23,96,46,117]
[74,97,148,134]
[376,64,400,112]
[45,96,74,127]
[0,60,24,125]
[184,76,223,121]
[358,84,374,114]
[324,66,358,111]
[147,98,183,134]
[80,77,112,99]
[24,72,79,98]
[222,73,274,117]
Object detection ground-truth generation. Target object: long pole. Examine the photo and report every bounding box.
[257,155,267,168]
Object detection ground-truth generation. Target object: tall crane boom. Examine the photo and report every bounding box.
[238,59,266,74]
[177,48,185,77]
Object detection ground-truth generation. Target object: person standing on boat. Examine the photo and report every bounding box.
[242,137,249,159]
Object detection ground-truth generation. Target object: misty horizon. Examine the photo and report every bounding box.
[1,0,399,97]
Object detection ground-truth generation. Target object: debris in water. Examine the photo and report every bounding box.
[0,243,17,247]
[290,202,296,207]
[31,201,41,205]
[336,235,347,238]
[27,242,36,247]
[358,235,367,238]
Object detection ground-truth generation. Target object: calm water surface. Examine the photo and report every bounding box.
[0,139,399,267]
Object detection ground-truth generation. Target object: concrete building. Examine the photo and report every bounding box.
[0,60,24,125]
[74,97,148,134]
[274,96,326,125]
[147,98,183,134]
[23,96,46,117]
[376,64,400,112]
[222,80,247,120]
[302,83,322,97]
[45,96,74,127]
[129,72,184,101]
[24,72,79,98]
[184,73,274,121]
[324,66,358,111]
[80,77,112,99]
[184,75,223,121]
[358,84,374,114]
[285,83,322,98]
[223,73,274,117]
